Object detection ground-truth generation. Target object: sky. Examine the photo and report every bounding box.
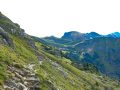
[0,0,120,37]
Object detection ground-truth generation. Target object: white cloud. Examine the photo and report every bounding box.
[0,0,120,37]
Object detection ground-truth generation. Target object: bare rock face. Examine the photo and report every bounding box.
[0,27,13,47]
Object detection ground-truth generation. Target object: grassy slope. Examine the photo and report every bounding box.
[0,12,120,90]
[0,32,119,90]
[36,42,120,90]
[41,35,120,79]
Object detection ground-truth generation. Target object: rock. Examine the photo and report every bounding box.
[37,52,45,61]
[14,72,25,83]
[58,67,68,78]
[4,80,18,89]
[28,73,36,77]
[29,87,40,90]
[39,61,43,65]
[52,62,59,67]
[28,64,35,71]
[13,77,21,82]
[4,64,41,90]
[19,29,25,36]
[3,39,8,45]
[0,27,13,47]
[26,77,40,82]
[28,38,37,49]
[51,61,68,78]
[11,29,16,34]
[18,83,28,90]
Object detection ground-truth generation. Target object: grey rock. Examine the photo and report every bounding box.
[0,27,13,47]
[4,64,40,90]
[28,39,37,49]
[18,83,27,90]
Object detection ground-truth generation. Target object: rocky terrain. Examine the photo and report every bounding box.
[4,63,40,90]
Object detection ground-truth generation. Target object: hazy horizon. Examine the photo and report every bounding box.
[1,0,120,37]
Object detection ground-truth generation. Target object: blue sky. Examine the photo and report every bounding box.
[0,0,120,37]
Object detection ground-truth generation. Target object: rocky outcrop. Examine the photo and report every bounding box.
[28,38,37,50]
[10,27,27,38]
[51,61,68,78]
[4,63,40,90]
[0,12,26,38]
[0,27,13,46]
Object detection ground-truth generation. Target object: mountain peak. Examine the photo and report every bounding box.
[61,31,101,41]
[85,32,101,39]
[62,31,83,36]
[107,32,120,38]
[61,31,84,41]
[89,32,100,35]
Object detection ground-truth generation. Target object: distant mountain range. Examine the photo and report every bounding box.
[62,31,120,41]
[40,31,120,47]
[39,31,120,79]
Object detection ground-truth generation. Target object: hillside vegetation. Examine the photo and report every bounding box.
[0,12,120,90]
[40,30,120,79]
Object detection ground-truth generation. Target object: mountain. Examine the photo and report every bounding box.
[85,32,102,39]
[40,31,120,80]
[61,31,84,41]
[39,31,102,48]
[62,31,102,41]
[43,36,71,45]
[43,31,120,46]
[1,12,119,90]
[107,32,120,38]
[74,37,120,79]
